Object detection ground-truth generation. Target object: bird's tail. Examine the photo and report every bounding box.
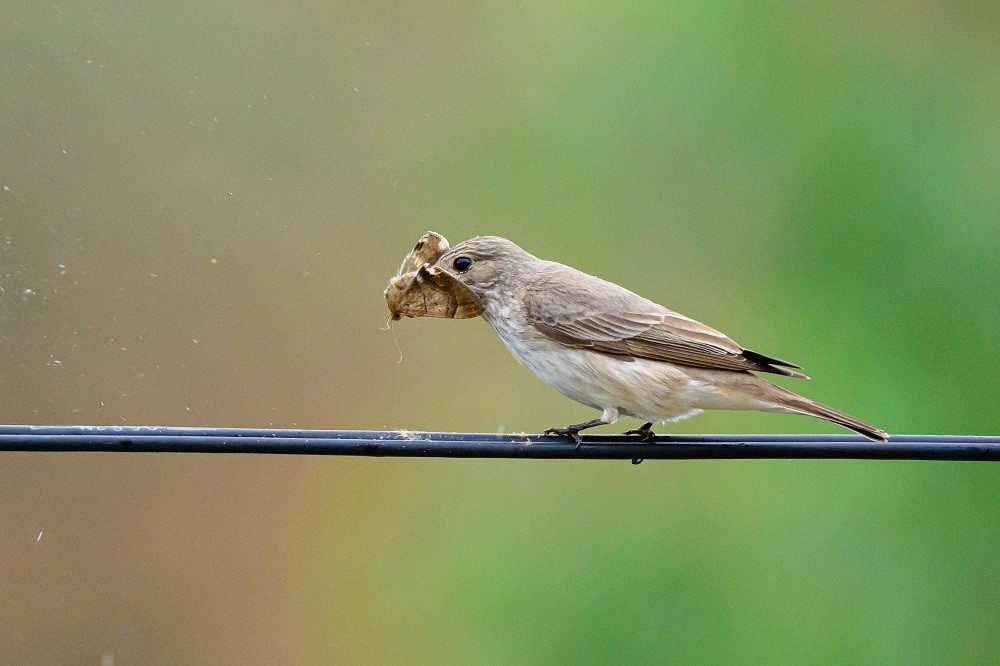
[756,379,889,442]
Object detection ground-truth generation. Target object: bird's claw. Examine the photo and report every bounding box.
[624,428,656,442]
[626,424,653,462]
[544,427,584,446]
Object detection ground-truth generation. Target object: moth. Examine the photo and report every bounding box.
[384,231,484,320]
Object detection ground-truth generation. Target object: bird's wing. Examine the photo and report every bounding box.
[524,263,807,378]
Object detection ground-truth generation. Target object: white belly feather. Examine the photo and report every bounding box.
[482,303,726,425]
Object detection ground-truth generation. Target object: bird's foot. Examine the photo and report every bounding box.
[623,422,656,441]
[545,416,613,448]
[544,427,584,447]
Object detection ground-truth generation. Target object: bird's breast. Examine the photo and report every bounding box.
[481,298,721,422]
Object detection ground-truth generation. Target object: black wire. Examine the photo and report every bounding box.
[0,426,997,461]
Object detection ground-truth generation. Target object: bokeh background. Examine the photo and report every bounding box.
[2,1,999,662]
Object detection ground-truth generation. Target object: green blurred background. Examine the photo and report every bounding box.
[2,1,999,662]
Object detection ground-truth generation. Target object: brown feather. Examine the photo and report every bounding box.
[758,379,889,441]
[525,262,809,378]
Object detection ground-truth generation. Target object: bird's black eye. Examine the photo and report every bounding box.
[453,256,473,273]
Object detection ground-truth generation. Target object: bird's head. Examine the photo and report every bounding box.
[437,235,537,297]
[385,232,535,320]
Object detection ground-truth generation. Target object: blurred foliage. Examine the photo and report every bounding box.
[1,0,998,662]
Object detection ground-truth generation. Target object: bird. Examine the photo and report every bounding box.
[409,235,887,444]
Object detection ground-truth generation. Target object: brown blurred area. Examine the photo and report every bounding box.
[1,2,487,661]
[3,0,1000,662]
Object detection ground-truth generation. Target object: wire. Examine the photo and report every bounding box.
[0,426,997,461]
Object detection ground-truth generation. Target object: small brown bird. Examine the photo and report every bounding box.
[392,234,887,443]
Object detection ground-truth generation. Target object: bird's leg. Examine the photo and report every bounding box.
[623,421,656,465]
[544,418,606,445]
[624,422,656,441]
[545,407,619,448]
